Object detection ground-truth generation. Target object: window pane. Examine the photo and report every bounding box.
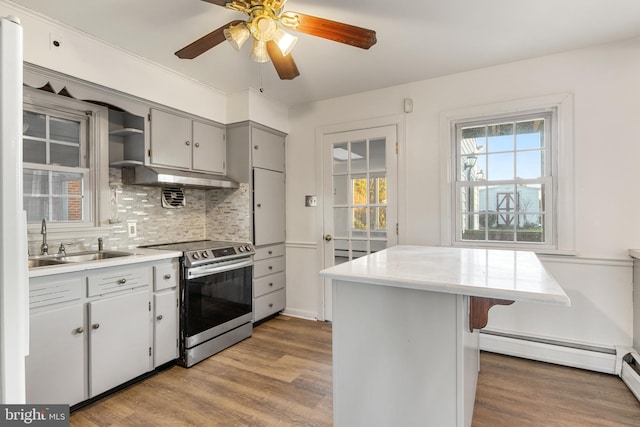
[516,150,543,179]
[50,143,80,167]
[24,197,48,223]
[371,240,386,252]
[333,175,348,205]
[370,207,387,231]
[50,117,80,144]
[517,215,543,242]
[461,214,483,241]
[517,184,542,215]
[23,169,49,195]
[350,140,367,173]
[23,111,45,138]
[51,172,83,196]
[487,152,514,180]
[516,120,544,149]
[369,176,387,204]
[334,239,349,264]
[487,124,514,152]
[461,126,485,140]
[52,196,84,222]
[370,138,386,170]
[23,139,46,164]
[333,143,348,174]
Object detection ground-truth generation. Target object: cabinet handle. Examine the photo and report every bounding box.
[254,145,259,150]
[268,250,273,255]
[269,303,273,308]
[74,327,84,334]
[195,143,200,148]
[118,278,127,284]
[92,323,100,330]
[269,282,273,287]
[268,265,273,270]
[185,141,191,146]
[157,315,163,321]
[257,203,262,208]
[164,274,172,280]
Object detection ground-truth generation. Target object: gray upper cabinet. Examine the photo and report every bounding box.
[150,108,226,175]
[251,127,285,172]
[253,167,285,246]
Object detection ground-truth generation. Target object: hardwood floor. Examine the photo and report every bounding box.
[71,316,640,426]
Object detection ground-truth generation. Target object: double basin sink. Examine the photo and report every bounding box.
[29,250,133,268]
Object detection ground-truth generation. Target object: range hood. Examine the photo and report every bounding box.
[122,166,239,189]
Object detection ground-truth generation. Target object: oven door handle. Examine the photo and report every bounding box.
[186,258,253,279]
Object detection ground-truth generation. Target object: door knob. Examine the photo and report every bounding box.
[324,234,333,242]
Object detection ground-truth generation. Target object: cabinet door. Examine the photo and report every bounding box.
[253,168,285,245]
[193,121,226,174]
[251,127,285,172]
[88,289,151,397]
[150,108,191,169]
[153,289,178,367]
[26,304,86,405]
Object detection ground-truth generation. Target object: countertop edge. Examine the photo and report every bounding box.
[28,248,183,278]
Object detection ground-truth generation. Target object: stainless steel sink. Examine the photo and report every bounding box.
[28,250,133,268]
[28,257,68,268]
[60,250,133,263]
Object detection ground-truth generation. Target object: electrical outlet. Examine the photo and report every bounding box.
[127,222,137,237]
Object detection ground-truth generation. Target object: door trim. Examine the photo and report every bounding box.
[315,114,407,321]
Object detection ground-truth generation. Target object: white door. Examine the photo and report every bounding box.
[322,126,398,320]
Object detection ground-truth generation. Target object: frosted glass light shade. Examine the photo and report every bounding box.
[224,23,250,51]
[273,28,298,56]
[250,39,269,63]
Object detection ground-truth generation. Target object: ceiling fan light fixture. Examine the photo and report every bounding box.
[250,39,269,63]
[273,27,297,56]
[224,22,250,51]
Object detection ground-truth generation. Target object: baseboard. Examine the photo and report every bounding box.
[479,331,617,374]
[281,308,319,321]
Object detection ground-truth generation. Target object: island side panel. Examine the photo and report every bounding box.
[333,279,476,427]
[459,294,480,427]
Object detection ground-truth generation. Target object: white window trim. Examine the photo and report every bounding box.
[24,88,111,243]
[439,93,575,255]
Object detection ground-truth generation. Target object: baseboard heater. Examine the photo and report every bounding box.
[621,353,640,402]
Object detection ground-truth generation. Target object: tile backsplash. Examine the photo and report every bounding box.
[28,168,251,253]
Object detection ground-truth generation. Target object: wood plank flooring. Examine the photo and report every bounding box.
[71,315,640,426]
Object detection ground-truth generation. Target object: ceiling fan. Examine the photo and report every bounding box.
[175,0,377,80]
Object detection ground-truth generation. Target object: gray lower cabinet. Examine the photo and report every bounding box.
[152,262,179,367]
[26,258,179,406]
[253,244,286,322]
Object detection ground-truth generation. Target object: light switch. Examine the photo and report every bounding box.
[305,195,318,207]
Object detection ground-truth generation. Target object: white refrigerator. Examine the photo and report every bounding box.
[0,15,28,404]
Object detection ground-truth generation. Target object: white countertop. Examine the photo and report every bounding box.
[320,245,570,306]
[28,248,182,278]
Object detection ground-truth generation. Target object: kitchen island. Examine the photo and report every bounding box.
[320,245,570,427]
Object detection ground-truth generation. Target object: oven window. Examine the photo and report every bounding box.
[184,266,252,337]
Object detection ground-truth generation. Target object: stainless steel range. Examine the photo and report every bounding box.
[144,240,254,367]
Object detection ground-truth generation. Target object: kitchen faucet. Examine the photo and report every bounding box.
[40,218,48,255]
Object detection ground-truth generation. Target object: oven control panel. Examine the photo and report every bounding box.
[185,243,254,266]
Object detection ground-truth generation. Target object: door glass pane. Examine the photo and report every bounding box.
[350,140,367,173]
[352,240,367,258]
[333,175,349,205]
[370,138,386,170]
[352,207,367,238]
[333,143,348,174]
[352,175,367,205]
[334,207,349,238]
[369,176,387,204]
[334,239,349,265]
[371,240,386,253]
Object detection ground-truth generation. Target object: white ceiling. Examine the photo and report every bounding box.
[9,0,640,106]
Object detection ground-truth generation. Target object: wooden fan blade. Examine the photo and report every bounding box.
[175,20,243,59]
[283,12,377,49]
[266,41,300,80]
[200,0,230,6]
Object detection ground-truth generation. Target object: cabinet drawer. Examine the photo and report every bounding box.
[87,266,150,297]
[254,244,285,261]
[30,277,83,309]
[254,288,285,321]
[254,256,285,278]
[154,262,179,291]
[254,272,285,298]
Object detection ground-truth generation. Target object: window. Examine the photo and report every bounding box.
[23,106,90,224]
[23,88,109,236]
[454,111,554,246]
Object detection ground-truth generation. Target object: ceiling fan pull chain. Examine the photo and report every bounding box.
[260,63,265,93]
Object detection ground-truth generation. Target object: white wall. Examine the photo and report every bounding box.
[286,37,640,352]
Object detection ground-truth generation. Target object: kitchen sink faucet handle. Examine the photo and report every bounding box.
[98,237,104,251]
